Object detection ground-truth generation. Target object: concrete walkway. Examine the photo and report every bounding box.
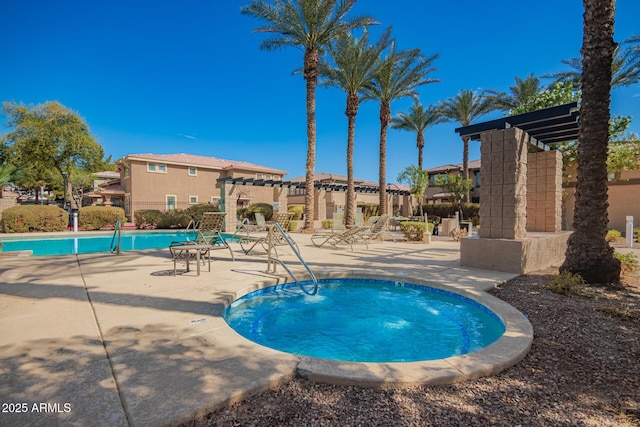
[0,233,519,427]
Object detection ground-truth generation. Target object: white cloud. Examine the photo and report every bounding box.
[178,133,197,140]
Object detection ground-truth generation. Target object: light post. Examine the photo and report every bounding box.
[62,172,68,210]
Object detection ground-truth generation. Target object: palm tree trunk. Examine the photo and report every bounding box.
[462,135,470,202]
[417,133,425,170]
[345,93,358,226]
[379,104,391,215]
[561,0,620,284]
[303,49,318,232]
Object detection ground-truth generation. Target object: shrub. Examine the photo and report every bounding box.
[156,210,192,229]
[605,229,623,243]
[183,203,219,223]
[400,221,426,241]
[424,203,479,224]
[614,252,639,275]
[78,206,126,230]
[357,203,379,222]
[135,210,163,229]
[321,220,332,229]
[546,271,588,297]
[246,203,273,221]
[288,221,297,232]
[1,205,68,233]
[635,226,640,243]
[288,204,304,220]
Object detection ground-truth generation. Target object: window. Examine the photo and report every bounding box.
[188,166,197,176]
[147,162,166,173]
[166,195,177,211]
[189,196,198,204]
[123,167,130,178]
[256,173,264,180]
[475,172,481,187]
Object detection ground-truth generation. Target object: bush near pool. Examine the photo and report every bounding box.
[78,206,126,230]
[1,205,68,233]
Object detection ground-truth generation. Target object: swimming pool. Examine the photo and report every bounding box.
[0,231,239,256]
[224,278,506,363]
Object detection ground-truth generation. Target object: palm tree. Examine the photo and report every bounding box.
[560,0,620,284]
[391,101,445,169]
[241,0,375,231]
[544,33,640,90]
[485,73,545,112]
[363,41,439,214]
[438,90,495,201]
[321,28,390,226]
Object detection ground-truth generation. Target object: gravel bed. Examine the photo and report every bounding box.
[185,269,640,427]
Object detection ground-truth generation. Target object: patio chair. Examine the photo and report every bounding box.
[362,215,396,242]
[311,226,370,251]
[239,212,299,255]
[170,212,235,263]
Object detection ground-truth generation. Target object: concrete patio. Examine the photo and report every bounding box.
[0,233,522,427]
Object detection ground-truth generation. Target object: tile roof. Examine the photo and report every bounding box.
[288,173,411,191]
[426,159,481,173]
[122,153,287,175]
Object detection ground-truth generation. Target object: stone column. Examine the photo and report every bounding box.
[315,188,326,222]
[526,150,562,232]
[222,182,237,232]
[479,127,528,239]
[273,187,288,213]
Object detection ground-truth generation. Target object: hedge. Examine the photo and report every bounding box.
[400,221,435,241]
[78,206,126,231]
[288,204,304,220]
[424,203,480,225]
[1,205,68,233]
[134,203,220,229]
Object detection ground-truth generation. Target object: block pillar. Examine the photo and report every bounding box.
[526,150,562,232]
[315,188,326,221]
[222,182,237,232]
[273,187,288,213]
[479,127,528,240]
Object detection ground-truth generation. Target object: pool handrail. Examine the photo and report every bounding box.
[110,220,122,254]
[268,222,318,295]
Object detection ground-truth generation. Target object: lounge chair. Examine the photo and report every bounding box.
[362,215,396,242]
[240,212,298,255]
[311,226,370,251]
[170,212,235,263]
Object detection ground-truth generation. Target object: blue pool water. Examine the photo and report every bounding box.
[224,278,505,363]
[0,231,239,256]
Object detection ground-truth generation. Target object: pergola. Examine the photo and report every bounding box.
[216,177,410,196]
[454,102,580,274]
[455,102,580,150]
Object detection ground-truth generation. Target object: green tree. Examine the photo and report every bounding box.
[363,41,439,214]
[434,173,473,215]
[321,28,390,226]
[2,101,104,206]
[509,81,580,115]
[485,73,546,112]
[397,165,428,217]
[438,90,495,202]
[241,0,375,231]
[0,163,18,187]
[544,33,640,90]
[391,101,445,169]
[561,0,621,284]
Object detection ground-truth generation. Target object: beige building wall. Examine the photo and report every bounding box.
[563,169,640,233]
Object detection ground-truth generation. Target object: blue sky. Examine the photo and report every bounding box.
[1,1,638,183]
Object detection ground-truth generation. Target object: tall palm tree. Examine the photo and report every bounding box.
[241,0,375,231]
[544,33,640,90]
[439,90,495,201]
[363,41,439,214]
[485,73,545,112]
[321,28,391,226]
[391,101,445,169]
[561,0,620,284]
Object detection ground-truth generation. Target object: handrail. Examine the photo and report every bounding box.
[110,220,122,254]
[185,219,199,238]
[268,222,318,295]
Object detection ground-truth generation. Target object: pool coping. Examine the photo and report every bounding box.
[228,272,534,388]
